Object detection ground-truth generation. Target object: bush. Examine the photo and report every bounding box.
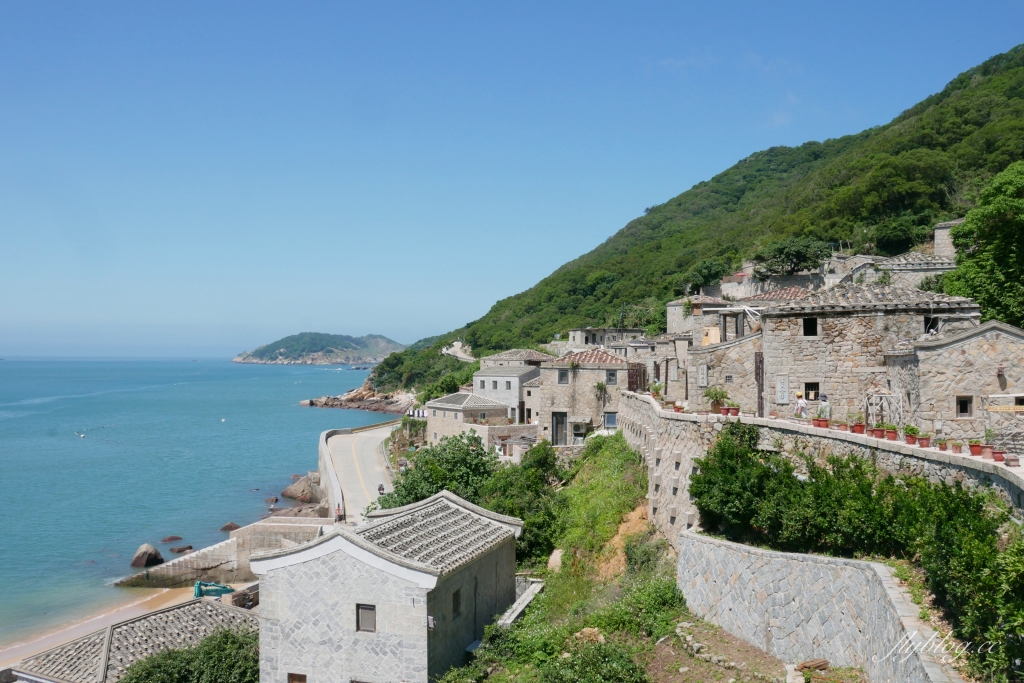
[119,629,259,683]
[376,431,498,508]
[539,642,650,683]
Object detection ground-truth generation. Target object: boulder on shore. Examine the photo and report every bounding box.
[169,545,193,553]
[220,522,241,532]
[130,544,164,568]
[282,476,314,503]
[160,535,182,543]
[265,496,279,504]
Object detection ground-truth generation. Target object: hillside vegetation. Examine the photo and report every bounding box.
[374,43,1024,392]
[235,332,405,364]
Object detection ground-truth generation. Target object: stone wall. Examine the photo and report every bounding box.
[678,532,963,683]
[619,392,1024,552]
[115,538,242,587]
[687,335,761,412]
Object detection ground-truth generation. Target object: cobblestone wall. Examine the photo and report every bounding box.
[678,533,963,683]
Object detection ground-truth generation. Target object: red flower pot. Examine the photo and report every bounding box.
[886,430,898,440]
[729,407,739,416]
[720,407,729,416]
[993,450,1006,462]
[918,438,930,448]
[905,435,917,445]
[673,406,682,413]
[969,444,982,456]
[937,443,947,451]
[982,445,994,459]
[952,445,962,454]
[875,428,886,438]
[852,424,865,434]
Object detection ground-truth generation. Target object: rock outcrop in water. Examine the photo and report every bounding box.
[131,544,165,568]
[301,381,414,414]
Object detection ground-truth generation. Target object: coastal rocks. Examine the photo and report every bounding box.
[303,380,415,414]
[264,496,279,504]
[269,503,322,518]
[282,476,314,503]
[219,522,241,532]
[169,545,193,553]
[160,535,182,543]
[130,544,164,568]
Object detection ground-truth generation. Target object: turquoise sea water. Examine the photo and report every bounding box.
[0,359,384,647]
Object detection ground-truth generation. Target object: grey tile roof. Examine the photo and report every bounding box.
[934,218,965,228]
[481,349,555,362]
[357,491,522,574]
[880,251,955,268]
[551,349,628,365]
[668,295,729,306]
[473,366,539,377]
[739,286,812,302]
[764,283,979,315]
[522,377,542,387]
[15,600,258,683]
[425,392,511,410]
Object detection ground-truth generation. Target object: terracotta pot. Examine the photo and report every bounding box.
[839,424,849,431]
[729,407,739,416]
[874,428,885,438]
[886,429,898,440]
[852,424,865,434]
[938,443,947,451]
[918,438,930,448]
[952,445,963,454]
[982,445,994,459]
[811,418,820,427]
[673,406,682,413]
[905,434,917,445]
[720,407,729,416]
[993,450,1006,462]
[969,444,982,456]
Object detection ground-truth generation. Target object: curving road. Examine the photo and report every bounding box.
[327,425,395,524]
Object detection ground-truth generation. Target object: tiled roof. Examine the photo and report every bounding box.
[739,286,812,302]
[880,251,955,268]
[481,349,555,362]
[358,491,521,574]
[15,601,258,683]
[425,392,511,410]
[553,349,627,365]
[522,377,542,387]
[934,218,965,228]
[668,295,728,306]
[764,283,979,315]
[473,366,539,377]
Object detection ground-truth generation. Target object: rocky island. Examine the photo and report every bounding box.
[301,380,415,414]
[233,332,405,365]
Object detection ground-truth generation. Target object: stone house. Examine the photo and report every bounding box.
[885,320,1024,447]
[933,218,962,258]
[533,349,640,445]
[424,393,513,445]
[566,327,644,346]
[472,365,540,422]
[666,295,731,335]
[852,251,957,288]
[12,600,258,683]
[252,491,522,683]
[687,334,762,412]
[478,348,555,369]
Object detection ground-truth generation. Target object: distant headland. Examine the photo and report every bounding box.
[233,332,406,365]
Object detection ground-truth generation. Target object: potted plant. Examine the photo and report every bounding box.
[917,432,931,448]
[851,412,866,434]
[904,425,919,445]
[727,401,740,416]
[885,423,899,441]
[951,441,963,454]
[872,423,885,438]
[934,437,947,452]
[968,439,983,456]
[837,421,849,431]
[982,428,996,459]
[993,450,1006,462]
[703,387,729,414]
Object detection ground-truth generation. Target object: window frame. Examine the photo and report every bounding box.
[803,382,820,401]
[604,412,617,428]
[956,395,974,418]
[479,380,485,389]
[606,369,617,385]
[505,381,512,390]
[356,603,376,633]
[802,317,818,337]
[558,369,569,384]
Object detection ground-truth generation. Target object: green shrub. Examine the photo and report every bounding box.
[539,642,650,683]
[376,431,498,508]
[119,629,259,683]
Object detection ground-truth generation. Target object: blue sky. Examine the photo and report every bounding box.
[2,2,1022,357]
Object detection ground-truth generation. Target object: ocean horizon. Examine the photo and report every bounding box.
[0,358,387,648]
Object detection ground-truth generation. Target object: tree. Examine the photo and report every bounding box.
[119,628,259,683]
[680,258,731,293]
[943,161,1024,327]
[376,431,498,508]
[752,237,831,277]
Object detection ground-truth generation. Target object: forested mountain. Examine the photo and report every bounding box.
[374,44,1024,392]
[235,332,405,365]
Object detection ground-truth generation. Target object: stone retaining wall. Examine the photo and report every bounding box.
[678,532,963,683]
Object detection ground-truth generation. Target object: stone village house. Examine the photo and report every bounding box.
[251,491,522,683]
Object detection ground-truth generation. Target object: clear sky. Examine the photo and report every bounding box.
[2,2,1022,357]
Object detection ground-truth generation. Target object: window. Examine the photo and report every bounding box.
[356,604,376,632]
[442,411,446,418]
[604,412,617,428]
[526,408,532,421]
[724,374,734,384]
[804,382,819,401]
[505,381,512,390]
[288,674,306,683]
[492,381,498,390]
[452,589,462,617]
[480,380,485,389]
[606,370,617,385]
[526,390,532,397]
[1016,397,1024,406]
[433,432,437,441]
[803,317,818,336]
[957,396,974,418]
[432,410,436,417]
[479,412,486,419]
[558,369,569,384]
[924,316,939,333]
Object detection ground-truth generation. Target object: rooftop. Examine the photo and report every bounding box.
[764,283,979,315]
[934,218,966,228]
[667,295,729,306]
[481,349,556,362]
[522,377,542,387]
[473,365,540,377]
[739,286,812,302]
[425,392,511,410]
[880,251,956,268]
[567,326,645,332]
[14,600,257,683]
[551,348,628,365]
[358,491,522,574]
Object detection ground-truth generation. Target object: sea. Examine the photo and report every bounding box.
[0,358,386,648]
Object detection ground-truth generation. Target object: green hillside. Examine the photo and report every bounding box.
[374,44,1024,392]
[236,332,405,364]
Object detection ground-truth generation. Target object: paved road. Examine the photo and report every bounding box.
[327,425,395,524]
